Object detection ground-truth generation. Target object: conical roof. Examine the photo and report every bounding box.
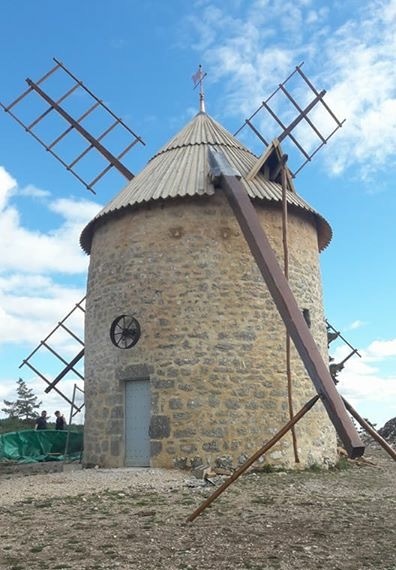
[80,112,332,253]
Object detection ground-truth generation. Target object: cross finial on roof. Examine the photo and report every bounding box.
[192,64,207,113]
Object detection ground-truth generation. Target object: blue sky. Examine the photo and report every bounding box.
[0,0,395,428]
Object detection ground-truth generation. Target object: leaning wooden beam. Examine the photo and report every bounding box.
[44,349,85,393]
[187,395,320,523]
[342,397,396,462]
[208,148,364,459]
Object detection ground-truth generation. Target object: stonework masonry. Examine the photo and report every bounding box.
[83,192,337,470]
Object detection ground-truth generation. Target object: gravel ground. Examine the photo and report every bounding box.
[0,443,395,570]
[0,467,187,507]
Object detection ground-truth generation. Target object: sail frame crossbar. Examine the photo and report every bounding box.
[0,58,145,193]
[234,63,345,177]
[19,297,86,411]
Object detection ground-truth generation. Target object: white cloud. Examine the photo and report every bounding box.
[0,207,88,274]
[331,341,396,426]
[17,184,51,198]
[0,274,55,294]
[322,4,396,177]
[0,165,98,348]
[346,320,367,331]
[0,281,85,344]
[49,198,100,224]
[0,173,100,275]
[366,338,396,359]
[189,0,396,180]
[306,7,329,25]
[0,166,17,211]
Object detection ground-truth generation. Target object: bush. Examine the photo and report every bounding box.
[0,418,35,434]
[0,418,84,435]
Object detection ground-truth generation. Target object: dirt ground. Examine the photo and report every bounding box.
[0,443,395,570]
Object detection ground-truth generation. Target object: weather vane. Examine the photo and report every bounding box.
[192,64,207,113]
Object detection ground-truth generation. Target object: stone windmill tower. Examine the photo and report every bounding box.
[79,89,337,470]
[4,60,363,470]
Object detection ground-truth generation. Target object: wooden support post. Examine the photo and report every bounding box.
[207,148,364,459]
[187,395,320,523]
[281,157,299,463]
[44,349,85,393]
[342,397,396,462]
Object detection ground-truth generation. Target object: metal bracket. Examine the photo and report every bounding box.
[208,147,241,183]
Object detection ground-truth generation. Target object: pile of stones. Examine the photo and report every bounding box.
[378,417,396,445]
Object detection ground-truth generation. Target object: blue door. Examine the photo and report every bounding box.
[125,379,151,467]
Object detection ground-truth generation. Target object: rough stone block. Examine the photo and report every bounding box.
[152,379,175,390]
[149,415,170,439]
[202,441,219,452]
[110,439,120,457]
[151,441,162,456]
[169,398,183,410]
[174,428,196,438]
[111,406,124,418]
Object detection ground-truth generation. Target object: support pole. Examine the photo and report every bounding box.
[187,395,319,523]
[64,384,77,460]
[342,397,396,461]
[44,349,85,393]
[281,157,299,464]
[207,148,364,459]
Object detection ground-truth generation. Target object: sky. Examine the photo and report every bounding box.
[0,0,395,429]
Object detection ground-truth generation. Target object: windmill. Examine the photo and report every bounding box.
[3,58,389,481]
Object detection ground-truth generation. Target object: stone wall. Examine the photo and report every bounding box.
[83,192,337,469]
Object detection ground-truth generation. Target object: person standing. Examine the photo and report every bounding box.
[35,410,48,430]
[54,410,67,430]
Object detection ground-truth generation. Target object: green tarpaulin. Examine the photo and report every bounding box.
[0,429,83,463]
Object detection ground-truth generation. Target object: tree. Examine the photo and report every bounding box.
[1,399,18,418]
[1,378,42,421]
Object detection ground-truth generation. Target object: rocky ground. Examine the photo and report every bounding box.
[0,442,395,570]
[379,417,396,445]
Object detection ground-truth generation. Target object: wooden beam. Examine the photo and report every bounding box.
[26,79,134,181]
[44,349,85,393]
[188,395,320,523]
[246,139,279,180]
[342,397,396,462]
[208,148,364,459]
